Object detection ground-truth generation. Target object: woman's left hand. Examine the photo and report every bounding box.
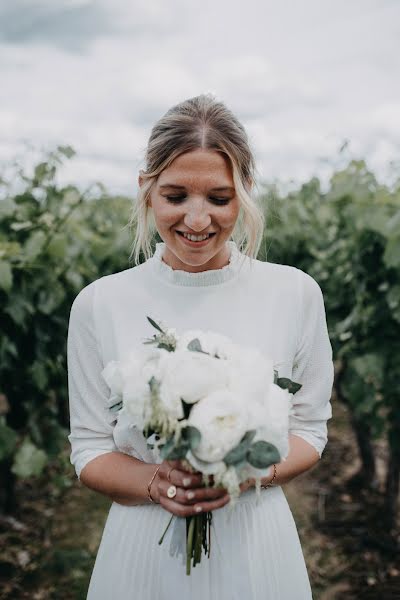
[239,478,255,494]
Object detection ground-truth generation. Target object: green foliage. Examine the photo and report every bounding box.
[1,148,399,510]
[11,437,48,478]
[261,159,400,444]
[247,440,280,469]
[0,147,132,500]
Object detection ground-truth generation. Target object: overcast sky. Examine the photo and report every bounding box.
[1,0,399,195]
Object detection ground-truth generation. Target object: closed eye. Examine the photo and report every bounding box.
[164,195,231,206]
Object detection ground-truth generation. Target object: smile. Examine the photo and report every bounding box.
[176,231,217,243]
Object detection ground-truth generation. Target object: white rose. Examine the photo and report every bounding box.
[188,390,248,462]
[158,349,229,413]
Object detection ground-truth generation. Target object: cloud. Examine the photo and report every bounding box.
[0,0,399,194]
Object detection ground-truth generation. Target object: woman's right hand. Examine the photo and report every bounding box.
[151,460,230,517]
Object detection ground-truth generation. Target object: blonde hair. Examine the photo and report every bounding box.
[129,94,265,264]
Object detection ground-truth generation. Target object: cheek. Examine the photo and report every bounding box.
[220,202,240,225]
[152,203,180,225]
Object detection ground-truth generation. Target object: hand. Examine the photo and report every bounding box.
[152,460,230,517]
[239,477,255,495]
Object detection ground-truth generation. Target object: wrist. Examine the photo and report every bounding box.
[147,464,162,504]
[260,463,277,489]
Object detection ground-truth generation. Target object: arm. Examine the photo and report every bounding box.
[243,272,334,492]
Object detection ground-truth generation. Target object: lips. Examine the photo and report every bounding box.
[175,230,217,247]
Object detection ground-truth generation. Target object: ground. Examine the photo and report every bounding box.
[0,398,399,599]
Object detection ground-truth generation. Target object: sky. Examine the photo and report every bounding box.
[0,0,399,196]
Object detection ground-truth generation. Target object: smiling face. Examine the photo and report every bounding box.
[144,149,241,272]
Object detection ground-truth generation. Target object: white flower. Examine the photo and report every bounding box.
[188,390,248,462]
[158,349,229,413]
[185,451,227,476]
[102,348,167,429]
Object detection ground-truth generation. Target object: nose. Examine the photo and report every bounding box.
[183,198,212,232]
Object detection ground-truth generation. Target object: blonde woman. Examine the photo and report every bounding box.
[67,94,334,599]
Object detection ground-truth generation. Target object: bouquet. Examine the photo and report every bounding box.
[102,317,301,575]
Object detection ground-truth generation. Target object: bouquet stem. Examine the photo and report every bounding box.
[185,512,212,575]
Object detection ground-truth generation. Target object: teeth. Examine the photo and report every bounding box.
[182,232,211,242]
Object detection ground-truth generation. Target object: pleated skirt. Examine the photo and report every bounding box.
[87,486,313,600]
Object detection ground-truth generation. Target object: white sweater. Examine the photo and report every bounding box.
[67,241,334,479]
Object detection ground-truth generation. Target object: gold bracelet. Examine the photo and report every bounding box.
[147,464,161,503]
[261,463,277,489]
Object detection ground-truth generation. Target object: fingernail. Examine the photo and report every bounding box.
[183,478,191,487]
[195,506,202,513]
[187,491,195,500]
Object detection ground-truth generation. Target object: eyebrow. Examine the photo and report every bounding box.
[159,184,235,193]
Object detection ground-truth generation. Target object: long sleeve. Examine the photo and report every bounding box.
[67,282,118,480]
[288,272,334,457]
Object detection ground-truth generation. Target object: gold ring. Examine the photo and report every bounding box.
[167,485,177,499]
[167,467,175,482]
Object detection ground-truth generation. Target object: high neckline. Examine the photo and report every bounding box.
[146,240,249,287]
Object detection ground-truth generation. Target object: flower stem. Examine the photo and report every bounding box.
[186,516,195,575]
[158,514,174,546]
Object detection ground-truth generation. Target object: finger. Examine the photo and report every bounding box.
[159,466,203,489]
[157,480,227,505]
[159,493,231,518]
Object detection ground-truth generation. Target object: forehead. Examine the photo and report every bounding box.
[157,149,234,188]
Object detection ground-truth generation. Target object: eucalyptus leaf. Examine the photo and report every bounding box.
[147,316,164,333]
[247,441,280,469]
[182,426,201,451]
[224,430,256,466]
[276,377,302,394]
[187,338,206,353]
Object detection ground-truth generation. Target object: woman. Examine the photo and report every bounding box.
[67,94,334,599]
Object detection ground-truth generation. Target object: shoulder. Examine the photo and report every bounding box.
[70,262,148,319]
[251,257,320,294]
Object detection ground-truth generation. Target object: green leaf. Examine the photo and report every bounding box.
[276,377,302,394]
[182,426,201,451]
[30,361,48,391]
[0,420,18,460]
[11,437,48,478]
[147,316,164,333]
[224,430,256,466]
[187,338,202,352]
[24,230,46,259]
[247,441,280,469]
[47,233,68,259]
[160,436,189,460]
[0,260,13,292]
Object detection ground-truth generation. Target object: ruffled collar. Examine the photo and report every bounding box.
[147,240,247,287]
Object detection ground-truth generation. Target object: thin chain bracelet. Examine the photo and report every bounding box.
[261,463,277,489]
[147,464,162,503]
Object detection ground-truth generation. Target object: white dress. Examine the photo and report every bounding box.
[67,241,334,600]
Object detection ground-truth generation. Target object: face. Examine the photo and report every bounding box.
[142,149,241,272]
